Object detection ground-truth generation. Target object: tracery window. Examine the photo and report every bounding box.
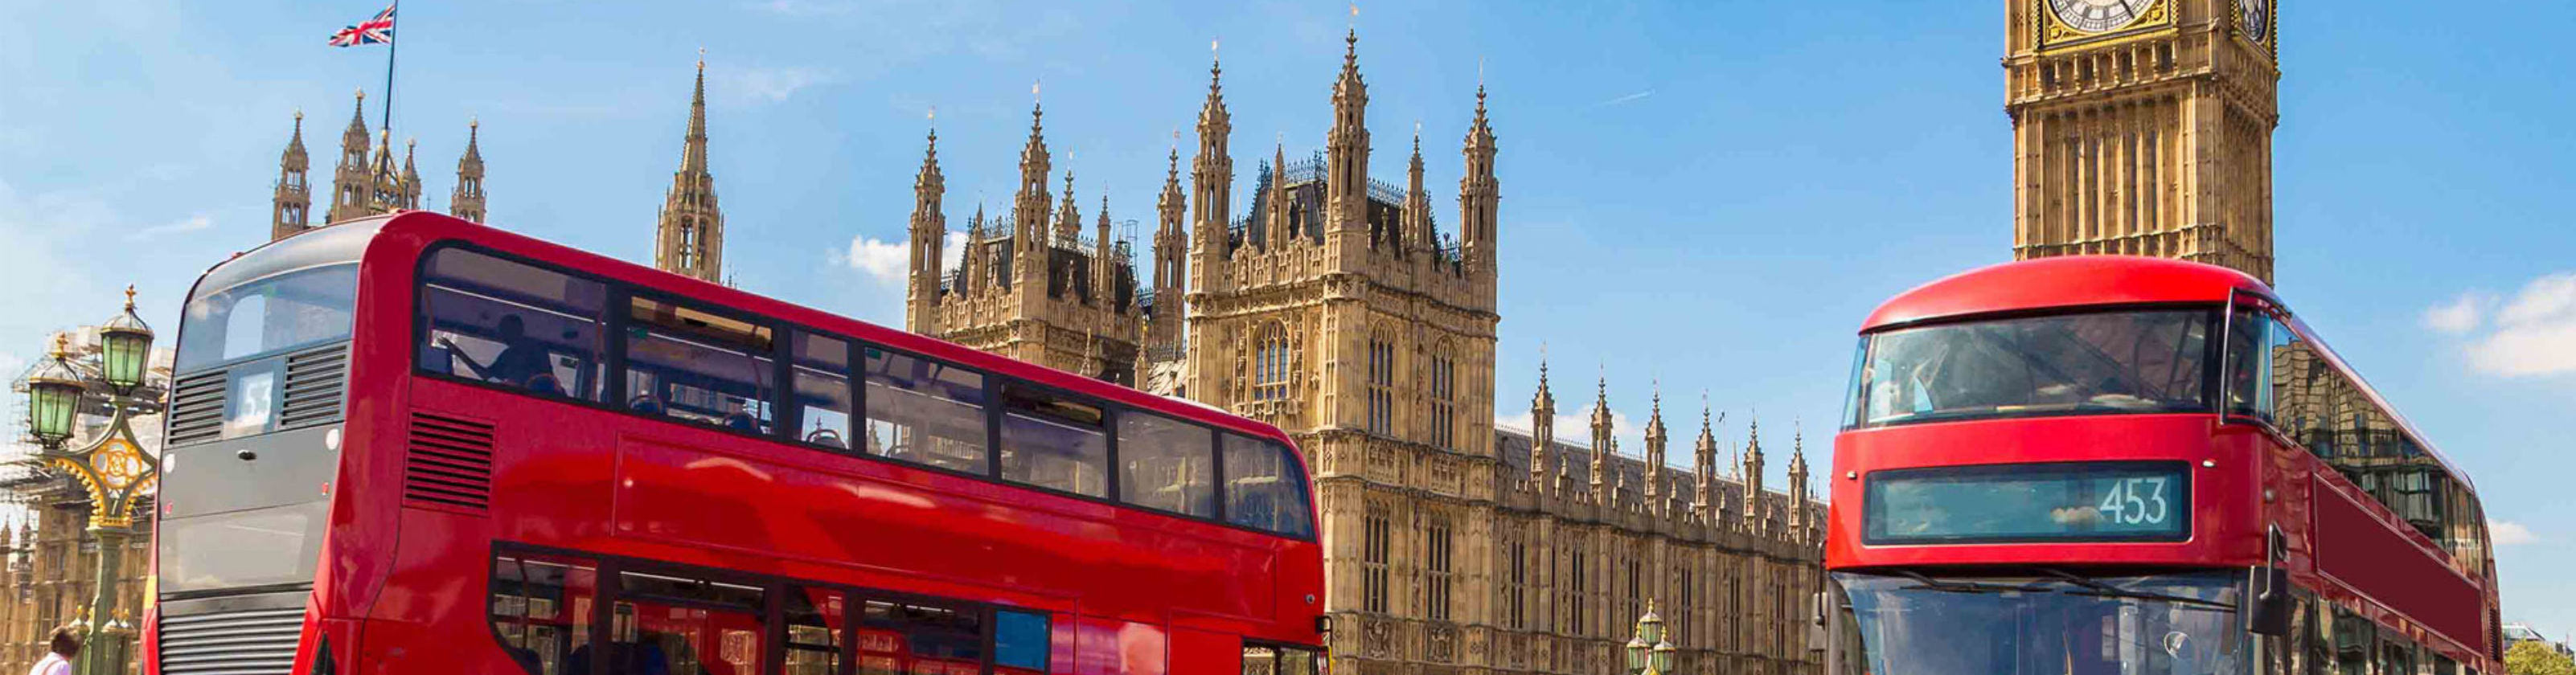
[1367,334,1395,436]
[1252,323,1291,401]
[1425,516,1453,622]
[1429,349,1457,449]
[1363,505,1391,614]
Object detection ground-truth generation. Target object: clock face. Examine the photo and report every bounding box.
[2237,0,2272,43]
[2049,0,2156,35]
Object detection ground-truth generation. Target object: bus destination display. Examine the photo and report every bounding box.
[1862,461,2190,544]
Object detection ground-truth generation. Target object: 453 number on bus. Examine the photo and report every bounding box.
[2096,477,2171,526]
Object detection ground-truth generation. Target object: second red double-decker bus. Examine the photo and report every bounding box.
[1818,256,2500,675]
[146,212,1326,675]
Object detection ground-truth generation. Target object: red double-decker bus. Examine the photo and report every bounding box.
[1818,256,2501,675]
[145,212,1325,675]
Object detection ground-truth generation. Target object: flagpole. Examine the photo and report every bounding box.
[380,0,398,136]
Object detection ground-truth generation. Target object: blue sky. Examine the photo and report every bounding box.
[3,0,2572,633]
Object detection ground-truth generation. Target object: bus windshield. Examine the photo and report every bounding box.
[174,264,359,371]
[1846,309,2215,428]
[1834,571,2245,675]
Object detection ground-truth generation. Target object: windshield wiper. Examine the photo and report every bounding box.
[2032,567,2238,610]
[1891,571,2038,595]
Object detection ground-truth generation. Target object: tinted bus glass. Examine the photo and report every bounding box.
[1864,461,2190,544]
[1848,309,2214,428]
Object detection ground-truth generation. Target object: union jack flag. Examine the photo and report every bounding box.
[326,5,396,47]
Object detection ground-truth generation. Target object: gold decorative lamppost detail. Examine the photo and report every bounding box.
[1626,599,1676,675]
[23,287,160,675]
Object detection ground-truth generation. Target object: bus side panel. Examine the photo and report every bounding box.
[363,507,510,674]
[2312,477,2482,651]
[1170,628,1241,675]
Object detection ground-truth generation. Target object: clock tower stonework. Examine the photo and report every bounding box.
[2008,0,2279,284]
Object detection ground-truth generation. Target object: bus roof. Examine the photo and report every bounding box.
[1860,256,2274,333]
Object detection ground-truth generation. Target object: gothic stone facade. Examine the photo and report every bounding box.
[271,89,489,243]
[2007,0,2279,283]
[904,31,1827,675]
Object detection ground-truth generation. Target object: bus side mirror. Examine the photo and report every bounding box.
[2248,566,2292,636]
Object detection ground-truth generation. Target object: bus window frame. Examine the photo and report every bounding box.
[616,284,791,435]
[409,240,1319,542]
[2219,289,2292,436]
[489,542,1126,675]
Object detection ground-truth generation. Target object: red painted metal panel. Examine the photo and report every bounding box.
[1860,256,2270,331]
[2313,479,2482,651]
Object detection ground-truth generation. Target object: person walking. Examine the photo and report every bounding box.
[28,626,78,675]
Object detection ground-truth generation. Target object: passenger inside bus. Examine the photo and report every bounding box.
[441,314,557,393]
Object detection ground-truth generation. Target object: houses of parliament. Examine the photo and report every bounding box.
[0,1,2283,673]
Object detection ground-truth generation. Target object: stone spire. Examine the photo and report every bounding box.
[1742,415,1767,535]
[1530,349,1557,490]
[654,55,725,283]
[962,204,989,295]
[1459,83,1500,284]
[397,137,423,211]
[1401,124,1431,254]
[1093,194,1114,305]
[272,110,313,241]
[1589,370,1614,502]
[1694,396,1720,516]
[1151,146,1188,357]
[905,117,946,334]
[1262,138,1291,244]
[1788,421,1812,543]
[327,89,375,223]
[1015,92,1053,260]
[1325,26,1371,237]
[450,118,486,223]
[1054,170,1081,247]
[1187,42,1234,297]
[1643,384,1667,502]
[367,129,401,212]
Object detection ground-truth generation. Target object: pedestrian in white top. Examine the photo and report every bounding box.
[27,626,78,675]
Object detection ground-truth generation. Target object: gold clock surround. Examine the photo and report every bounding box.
[2037,0,2175,52]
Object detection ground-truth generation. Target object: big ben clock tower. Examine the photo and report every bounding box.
[2008,0,2279,284]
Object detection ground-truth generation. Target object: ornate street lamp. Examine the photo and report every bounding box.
[21,287,162,675]
[97,287,154,393]
[1626,600,1676,675]
[23,335,82,446]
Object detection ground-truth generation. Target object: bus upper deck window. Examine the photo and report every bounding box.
[862,348,990,474]
[625,297,777,435]
[419,248,608,401]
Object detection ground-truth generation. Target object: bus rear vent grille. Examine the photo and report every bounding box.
[166,369,228,448]
[279,346,349,429]
[405,411,496,511]
[158,606,304,675]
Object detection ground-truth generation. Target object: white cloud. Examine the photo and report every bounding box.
[839,231,963,287]
[127,214,211,241]
[2421,292,2487,334]
[2458,272,2576,378]
[842,236,909,286]
[2491,519,2536,546]
[721,65,835,104]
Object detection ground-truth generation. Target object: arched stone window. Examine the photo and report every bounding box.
[1252,321,1291,401]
